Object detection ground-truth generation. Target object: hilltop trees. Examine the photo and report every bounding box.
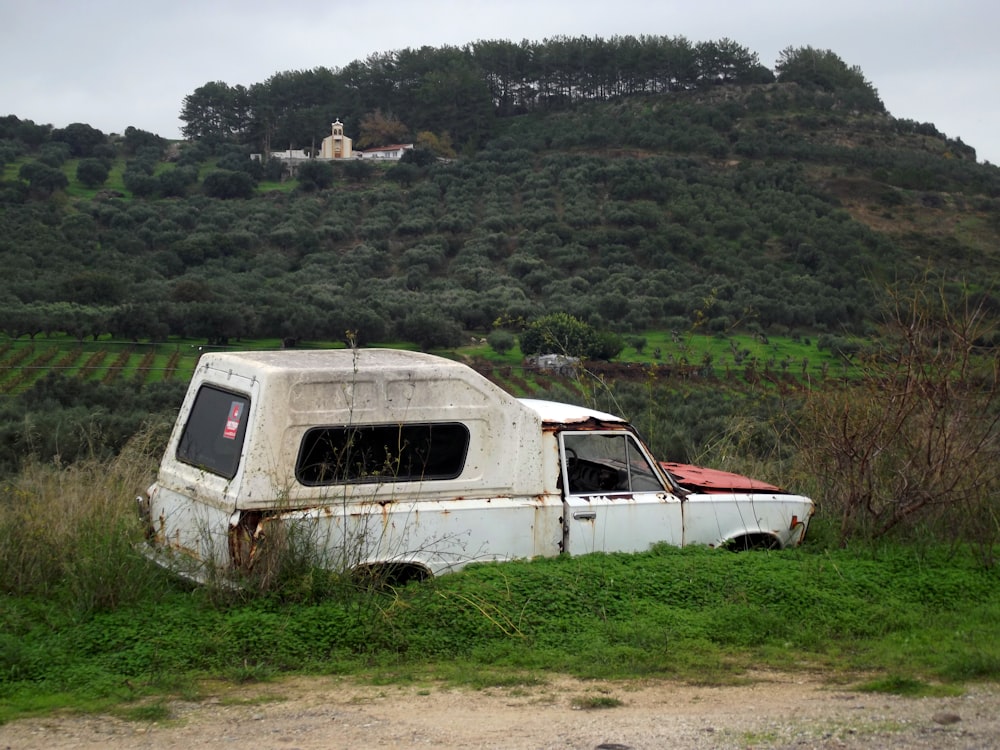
[0,118,185,202]
[775,46,883,112]
[176,35,789,154]
[180,81,252,146]
[0,115,50,147]
[166,37,892,159]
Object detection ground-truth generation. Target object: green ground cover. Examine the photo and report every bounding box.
[1,529,996,723]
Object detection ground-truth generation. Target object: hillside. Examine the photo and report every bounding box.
[3,77,999,354]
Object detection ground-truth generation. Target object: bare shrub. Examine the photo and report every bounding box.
[793,279,1000,559]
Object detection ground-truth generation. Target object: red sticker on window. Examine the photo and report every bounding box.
[223,401,243,440]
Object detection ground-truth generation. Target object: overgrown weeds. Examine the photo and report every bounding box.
[0,421,169,613]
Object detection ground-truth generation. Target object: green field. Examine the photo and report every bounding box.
[0,337,202,393]
[0,331,853,396]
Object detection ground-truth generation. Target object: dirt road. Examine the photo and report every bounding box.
[2,671,998,749]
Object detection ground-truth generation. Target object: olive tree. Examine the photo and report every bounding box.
[296,160,335,191]
[51,122,106,157]
[396,307,465,351]
[202,169,255,199]
[76,158,110,188]
[18,161,68,197]
[518,312,622,360]
[487,329,515,355]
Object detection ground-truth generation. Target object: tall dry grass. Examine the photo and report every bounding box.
[0,423,170,613]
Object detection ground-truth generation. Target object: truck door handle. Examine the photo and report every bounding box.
[573,511,597,520]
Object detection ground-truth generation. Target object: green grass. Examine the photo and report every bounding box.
[257,179,297,193]
[855,675,961,697]
[570,693,624,709]
[115,701,174,723]
[0,445,998,724]
[103,159,129,194]
[58,158,131,199]
[458,330,849,379]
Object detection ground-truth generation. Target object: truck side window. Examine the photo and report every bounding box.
[176,386,250,479]
[296,422,469,486]
[563,432,663,494]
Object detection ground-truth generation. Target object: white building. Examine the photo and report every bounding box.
[266,148,310,160]
[359,143,414,160]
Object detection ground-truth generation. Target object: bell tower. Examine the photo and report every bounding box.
[321,119,353,159]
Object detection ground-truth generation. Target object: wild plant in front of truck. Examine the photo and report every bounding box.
[0,422,171,613]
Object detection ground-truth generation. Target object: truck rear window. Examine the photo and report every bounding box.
[296,423,469,486]
[176,385,250,479]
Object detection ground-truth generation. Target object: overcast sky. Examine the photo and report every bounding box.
[3,0,998,164]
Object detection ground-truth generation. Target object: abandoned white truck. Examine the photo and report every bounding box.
[137,349,813,583]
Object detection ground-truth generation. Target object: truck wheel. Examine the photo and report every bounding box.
[726,534,780,552]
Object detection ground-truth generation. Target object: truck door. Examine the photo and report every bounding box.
[560,430,683,556]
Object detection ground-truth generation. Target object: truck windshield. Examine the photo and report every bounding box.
[176,385,250,479]
[562,432,663,494]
